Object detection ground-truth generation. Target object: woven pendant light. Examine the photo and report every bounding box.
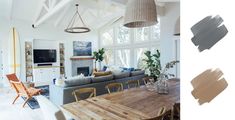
[64,4,90,33]
[124,0,158,28]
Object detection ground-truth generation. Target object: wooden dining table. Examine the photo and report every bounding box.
[62,79,180,120]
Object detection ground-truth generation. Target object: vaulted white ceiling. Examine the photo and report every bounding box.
[0,0,180,30]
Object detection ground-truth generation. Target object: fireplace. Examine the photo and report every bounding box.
[77,67,89,76]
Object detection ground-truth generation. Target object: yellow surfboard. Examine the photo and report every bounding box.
[9,27,21,78]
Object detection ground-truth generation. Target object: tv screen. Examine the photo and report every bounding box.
[33,49,57,63]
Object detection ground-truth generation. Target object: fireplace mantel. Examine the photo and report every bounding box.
[70,56,94,61]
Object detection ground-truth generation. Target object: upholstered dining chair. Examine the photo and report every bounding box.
[126,80,140,89]
[72,87,96,102]
[105,83,123,94]
[6,73,41,107]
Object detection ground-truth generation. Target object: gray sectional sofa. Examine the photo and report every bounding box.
[49,70,145,106]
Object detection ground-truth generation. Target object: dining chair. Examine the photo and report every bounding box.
[157,106,166,116]
[10,80,41,107]
[72,87,96,102]
[36,95,67,120]
[126,80,140,89]
[145,109,173,120]
[105,83,123,94]
[173,103,180,120]
[142,76,155,85]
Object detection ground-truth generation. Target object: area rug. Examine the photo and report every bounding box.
[21,85,49,109]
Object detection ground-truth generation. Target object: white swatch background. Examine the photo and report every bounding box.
[181,0,235,119]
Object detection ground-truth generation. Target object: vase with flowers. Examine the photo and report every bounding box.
[156,60,179,94]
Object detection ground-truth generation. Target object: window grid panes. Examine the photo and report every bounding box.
[100,19,160,68]
[135,48,149,69]
[135,27,150,42]
[101,28,114,46]
[116,49,130,67]
[116,26,130,44]
[104,49,114,65]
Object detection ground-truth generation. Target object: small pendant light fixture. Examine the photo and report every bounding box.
[123,0,158,28]
[64,4,90,33]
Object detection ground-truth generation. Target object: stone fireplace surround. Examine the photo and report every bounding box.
[71,57,94,76]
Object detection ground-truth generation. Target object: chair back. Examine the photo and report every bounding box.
[10,81,29,96]
[157,106,166,116]
[142,77,155,85]
[6,73,20,82]
[72,87,96,102]
[145,109,173,120]
[173,103,180,119]
[126,80,140,89]
[6,73,20,87]
[36,95,66,120]
[105,83,123,94]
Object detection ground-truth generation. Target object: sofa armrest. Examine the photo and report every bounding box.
[49,84,65,106]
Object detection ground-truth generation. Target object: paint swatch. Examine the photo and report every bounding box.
[191,15,228,52]
[191,68,228,105]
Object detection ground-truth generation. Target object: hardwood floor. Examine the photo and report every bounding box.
[0,88,44,120]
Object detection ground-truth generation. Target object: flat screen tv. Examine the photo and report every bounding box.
[33,49,57,63]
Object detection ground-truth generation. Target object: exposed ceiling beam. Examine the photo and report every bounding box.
[33,0,47,23]
[8,0,14,20]
[54,5,70,27]
[32,0,73,28]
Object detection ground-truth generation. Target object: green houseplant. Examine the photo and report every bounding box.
[93,48,105,71]
[143,50,179,79]
[143,50,161,79]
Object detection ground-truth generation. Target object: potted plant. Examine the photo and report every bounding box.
[93,48,105,71]
[143,50,161,80]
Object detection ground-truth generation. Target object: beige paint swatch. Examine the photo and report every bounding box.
[191,68,228,105]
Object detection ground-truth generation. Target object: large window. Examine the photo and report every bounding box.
[135,27,149,42]
[117,26,130,44]
[101,28,114,46]
[104,49,114,65]
[116,49,130,67]
[135,48,148,69]
[100,20,160,68]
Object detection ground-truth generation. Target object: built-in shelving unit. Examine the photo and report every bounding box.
[25,42,33,82]
[59,43,65,76]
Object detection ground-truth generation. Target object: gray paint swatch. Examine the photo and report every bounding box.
[191,15,228,52]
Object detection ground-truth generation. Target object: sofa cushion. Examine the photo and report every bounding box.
[63,77,92,87]
[131,70,145,76]
[93,71,112,77]
[121,67,135,72]
[113,72,130,79]
[92,74,114,83]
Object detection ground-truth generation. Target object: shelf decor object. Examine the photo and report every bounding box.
[25,41,33,82]
[64,4,90,33]
[59,43,65,76]
[123,0,157,28]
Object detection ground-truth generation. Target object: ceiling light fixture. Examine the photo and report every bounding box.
[123,0,158,28]
[64,4,90,33]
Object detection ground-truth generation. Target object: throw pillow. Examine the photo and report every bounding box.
[93,71,112,77]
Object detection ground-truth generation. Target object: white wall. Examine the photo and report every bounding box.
[160,2,180,77]
[0,18,98,87]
